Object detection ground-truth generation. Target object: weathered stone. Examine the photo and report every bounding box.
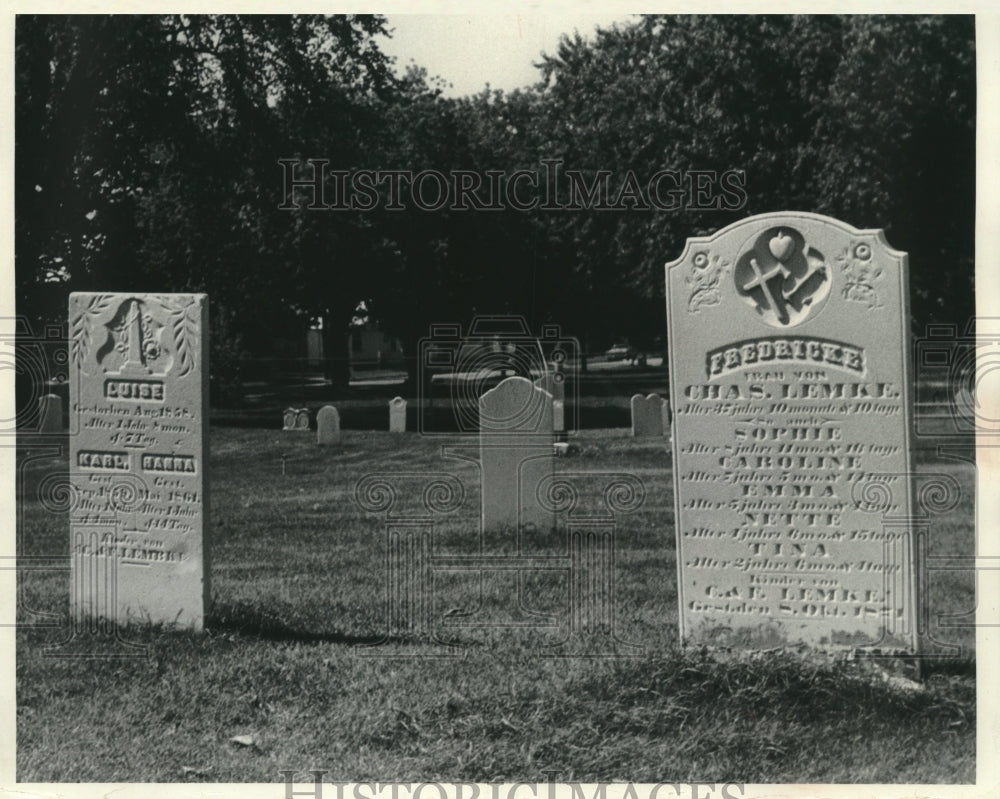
[630,393,668,438]
[480,376,554,532]
[389,396,407,432]
[68,292,209,630]
[316,405,340,445]
[665,212,915,652]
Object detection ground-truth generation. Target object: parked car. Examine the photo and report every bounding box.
[605,344,636,362]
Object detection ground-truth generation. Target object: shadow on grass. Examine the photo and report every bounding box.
[207,600,396,646]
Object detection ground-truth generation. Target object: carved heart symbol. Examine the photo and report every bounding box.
[769,232,795,262]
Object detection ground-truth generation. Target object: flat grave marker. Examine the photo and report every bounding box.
[665,212,915,652]
[68,292,209,630]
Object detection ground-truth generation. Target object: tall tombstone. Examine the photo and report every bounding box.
[630,393,668,438]
[68,293,209,630]
[38,393,63,433]
[316,405,340,445]
[480,376,554,532]
[389,396,407,432]
[666,212,915,652]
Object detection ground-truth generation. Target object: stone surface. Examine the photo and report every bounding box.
[535,372,566,431]
[552,399,565,433]
[630,393,668,438]
[479,376,554,532]
[389,396,407,432]
[38,393,62,433]
[316,405,340,445]
[283,407,309,431]
[68,292,209,630]
[665,212,915,651]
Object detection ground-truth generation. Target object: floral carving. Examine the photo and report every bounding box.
[838,241,883,309]
[70,294,114,375]
[686,251,730,313]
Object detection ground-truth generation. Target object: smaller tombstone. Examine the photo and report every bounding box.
[535,372,566,432]
[480,376,554,531]
[38,393,62,433]
[630,393,668,438]
[389,396,407,432]
[316,405,340,445]
[283,407,310,431]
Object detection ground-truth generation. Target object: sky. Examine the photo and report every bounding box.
[377,13,636,97]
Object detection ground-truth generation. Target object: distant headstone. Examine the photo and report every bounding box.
[552,399,565,433]
[283,407,310,431]
[389,396,407,432]
[665,212,915,652]
[38,393,62,433]
[316,405,340,445]
[535,372,566,431]
[480,376,554,531]
[68,292,209,631]
[630,393,668,438]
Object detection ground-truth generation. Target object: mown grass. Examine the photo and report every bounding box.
[16,426,976,783]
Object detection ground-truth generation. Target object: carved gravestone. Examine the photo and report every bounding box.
[283,407,309,431]
[630,393,668,438]
[389,396,407,433]
[665,212,915,652]
[38,393,63,433]
[68,293,209,630]
[480,376,554,531]
[316,405,340,445]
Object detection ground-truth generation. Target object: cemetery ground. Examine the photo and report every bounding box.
[17,423,975,784]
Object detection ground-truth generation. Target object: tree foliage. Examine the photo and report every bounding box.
[16,14,975,373]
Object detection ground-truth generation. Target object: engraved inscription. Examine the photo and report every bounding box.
[77,451,130,471]
[141,454,197,474]
[707,337,865,378]
[105,378,165,402]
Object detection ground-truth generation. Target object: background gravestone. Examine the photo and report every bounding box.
[535,372,565,432]
[316,405,340,445]
[38,393,62,433]
[665,212,915,652]
[295,408,310,430]
[68,292,209,631]
[630,393,668,438]
[389,396,407,432]
[282,408,297,430]
[479,376,554,532]
[552,400,565,434]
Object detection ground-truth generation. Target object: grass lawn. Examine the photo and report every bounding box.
[16,427,976,783]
